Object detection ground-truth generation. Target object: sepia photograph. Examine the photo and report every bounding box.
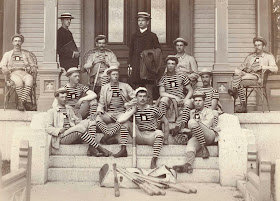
[0,0,280,200]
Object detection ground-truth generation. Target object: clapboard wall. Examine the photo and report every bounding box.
[193,0,256,70]
[19,0,82,65]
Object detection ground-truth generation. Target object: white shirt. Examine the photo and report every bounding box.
[140,28,147,33]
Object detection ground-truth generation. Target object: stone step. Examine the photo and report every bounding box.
[49,155,219,169]
[48,168,220,183]
[52,144,218,157]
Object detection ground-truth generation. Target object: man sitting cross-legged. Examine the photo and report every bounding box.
[173,91,218,173]
[95,66,135,155]
[46,87,112,157]
[108,87,169,168]
[158,55,193,134]
[63,67,98,119]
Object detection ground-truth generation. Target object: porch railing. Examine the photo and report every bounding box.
[245,144,272,201]
[0,140,32,201]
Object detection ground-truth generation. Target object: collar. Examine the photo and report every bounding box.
[139,28,148,33]
[175,52,187,59]
[55,105,70,112]
[253,52,265,58]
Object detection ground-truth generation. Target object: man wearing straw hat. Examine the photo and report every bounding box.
[84,35,120,93]
[173,37,199,85]
[128,11,161,101]
[63,67,97,119]
[57,13,80,71]
[95,66,135,151]
[0,34,37,111]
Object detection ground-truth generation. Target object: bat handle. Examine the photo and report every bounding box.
[113,164,120,197]
[169,183,192,194]
[146,183,165,196]
[138,183,154,196]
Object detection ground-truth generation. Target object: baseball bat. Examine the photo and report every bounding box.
[132,114,137,168]
[135,174,196,194]
[92,63,101,91]
[117,168,154,196]
[112,163,120,197]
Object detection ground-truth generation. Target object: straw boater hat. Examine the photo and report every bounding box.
[192,91,206,99]
[66,67,80,77]
[58,13,74,19]
[137,12,151,19]
[54,87,67,97]
[173,37,188,46]
[11,34,24,43]
[105,66,120,75]
[95,35,107,43]
[165,55,179,64]
[135,87,148,95]
[199,68,213,76]
[253,36,267,46]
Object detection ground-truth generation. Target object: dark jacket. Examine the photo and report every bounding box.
[140,48,163,80]
[57,27,79,70]
[129,30,161,84]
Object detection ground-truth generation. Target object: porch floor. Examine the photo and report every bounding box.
[31,182,244,201]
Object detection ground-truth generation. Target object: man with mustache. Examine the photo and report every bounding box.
[84,35,120,93]
[63,67,97,119]
[0,34,37,111]
[228,37,278,113]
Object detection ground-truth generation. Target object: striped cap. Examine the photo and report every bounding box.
[165,55,179,64]
[199,68,213,76]
[58,13,74,19]
[66,67,80,77]
[95,35,107,42]
[253,36,267,46]
[192,91,206,99]
[137,12,151,19]
[135,87,148,96]
[54,87,67,97]
[11,33,24,43]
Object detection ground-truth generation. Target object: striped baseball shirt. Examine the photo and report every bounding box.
[158,73,190,99]
[108,84,125,113]
[64,83,89,106]
[135,105,163,131]
[194,87,219,109]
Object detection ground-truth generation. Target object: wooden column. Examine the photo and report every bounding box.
[37,0,61,111]
[179,0,193,55]
[213,0,234,113]
[257,0,272,51]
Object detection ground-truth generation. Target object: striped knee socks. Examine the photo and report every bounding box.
[159,101,167,116]
[120,126,129,145]
[80,132,99,148]
[178,105,191,128]
[237,87,246,103]
[153,136,163,158]
[186,151,195,165]
[192,126,206,146]
[232,75,242,89]
[89,104,97,116]
[213,116,219,128]
[96,121,121,136]
[21,86,31,101]
[15,86,23,100]
[88,125,96,139]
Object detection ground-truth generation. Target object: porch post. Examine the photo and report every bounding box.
[37,0,61,111]
[213,0,234,113]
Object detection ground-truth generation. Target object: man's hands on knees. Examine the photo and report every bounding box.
[59,128,67,135]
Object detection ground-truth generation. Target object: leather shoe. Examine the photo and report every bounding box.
[87,146,103,157]
[173,163,193,174]
[150,157,158,169]
[235,102,247,113]
[17,100,25,111]
[228,88,238,99]
[113,145,128,158]
[201,145,210,159]
[106,136,119,145]
[97,146,112,157]
[100,135,111,144]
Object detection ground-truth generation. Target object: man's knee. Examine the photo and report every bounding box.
[183,99,192,107]
[89,99,98,106]
[234,68,242,75]
[24,74,33,86]
[212,110,219,117]
[10,74,23,87]
[159,97,170,105]
[188,119,199,129]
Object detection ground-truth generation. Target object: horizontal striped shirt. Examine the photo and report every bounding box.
[194,87,219,109]
[108,84,125,113]
[64,83,89,106]
[158,73,190,99]
[135,105,163,131]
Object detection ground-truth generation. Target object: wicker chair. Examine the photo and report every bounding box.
[3,49,38,110]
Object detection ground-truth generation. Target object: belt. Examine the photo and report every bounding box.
[11,68,26,72]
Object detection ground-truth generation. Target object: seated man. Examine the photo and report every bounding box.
[194,69,223,127]
[174,37,199,85]
[84,35,120,92]
[46,87,111,157]
[95,66,135,154]
[158,55,193,132]
[0,34,37,111]
[64,67,97,119]
[110,87,169,168]
[173,91,218,173]
[228,36,278,113]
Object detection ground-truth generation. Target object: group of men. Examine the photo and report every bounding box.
[1,11,278,172]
